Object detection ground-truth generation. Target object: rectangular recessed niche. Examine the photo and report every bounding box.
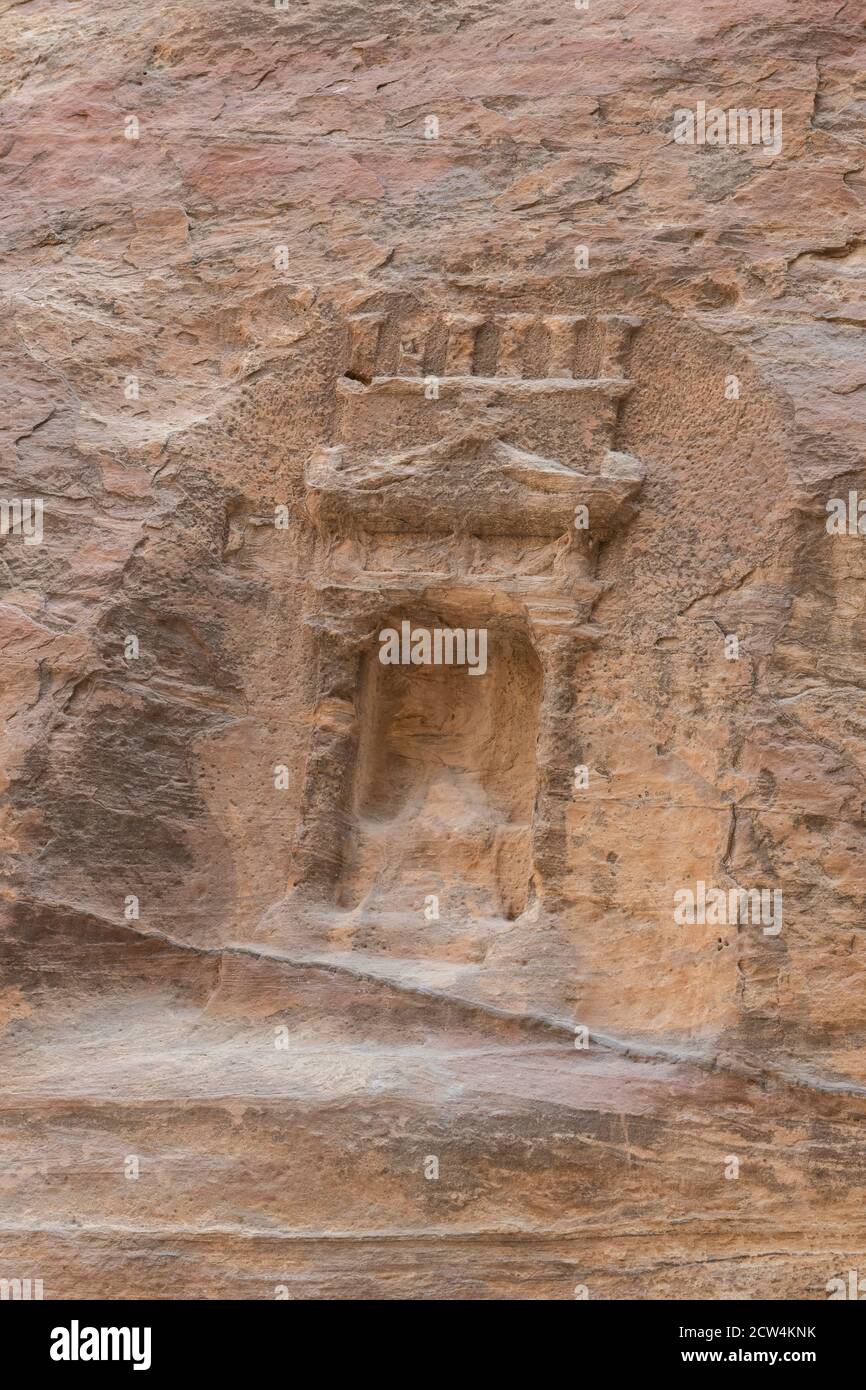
[339,615,542,926]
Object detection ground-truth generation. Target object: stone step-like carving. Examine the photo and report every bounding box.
[542,313,586,378]
[346,312,387,381]
[345,308,641,381]
[598,313,642,377]
[443,312,486,375]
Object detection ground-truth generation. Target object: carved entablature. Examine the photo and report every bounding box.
[306,307,645,547]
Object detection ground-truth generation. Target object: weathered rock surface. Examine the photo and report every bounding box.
[1,0,865,1299]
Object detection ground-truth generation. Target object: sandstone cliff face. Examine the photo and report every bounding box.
[1,0,865,1300]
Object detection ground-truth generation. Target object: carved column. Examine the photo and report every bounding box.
[528,624,585,912]
[289,601,367,898]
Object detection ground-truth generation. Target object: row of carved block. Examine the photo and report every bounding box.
[346,311,641,381]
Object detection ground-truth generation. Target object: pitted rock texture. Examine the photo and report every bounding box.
[1,0,865,1300]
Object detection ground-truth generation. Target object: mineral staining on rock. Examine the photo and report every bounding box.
[1,0,866,1300]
